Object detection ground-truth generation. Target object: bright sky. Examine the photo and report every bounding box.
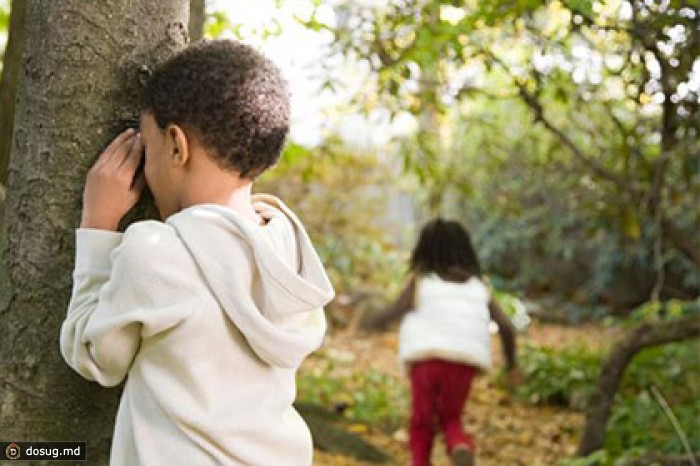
[208,0,333,146]
[207,0,697,149]
[208,0,401,149]
[0,0,390,148]
[4,0,696,146]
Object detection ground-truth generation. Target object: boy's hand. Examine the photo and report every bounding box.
[80,129,146,231]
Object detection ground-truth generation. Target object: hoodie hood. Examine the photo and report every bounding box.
[167,194,334,368]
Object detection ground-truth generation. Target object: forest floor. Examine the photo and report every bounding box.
[304,320,620,466]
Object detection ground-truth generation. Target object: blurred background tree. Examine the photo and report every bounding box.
[306,0,699,312]
[201,1,699,462]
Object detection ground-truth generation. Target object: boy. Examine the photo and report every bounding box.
[60,40,334,466]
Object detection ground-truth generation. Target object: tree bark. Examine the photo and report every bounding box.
[0,0,27,186]
[0,1,188,464]
[189,0,205,41]
[577,314,700,456]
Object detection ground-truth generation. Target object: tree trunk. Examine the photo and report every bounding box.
[0,1,188,464]
[0,0,27,186]
[189,0,205,41]
[577,314,700,456]
[417,2,444,219]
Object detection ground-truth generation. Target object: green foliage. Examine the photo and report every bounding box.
[515,343,600,408]
[204,1,700,310]
[554,450,607,466]
[608,340,700,456]
[515,333,700,461]
[0,0,9,66]
[561,0,594,18]
[300,0,700,308]
[298,358,408,427]
[625,299,700,326]
[205,7,284,41]
[0,4,8,31]
[204,11,232,39]
[256,140,408,306]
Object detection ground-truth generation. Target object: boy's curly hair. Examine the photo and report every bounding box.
[142,39,289,178]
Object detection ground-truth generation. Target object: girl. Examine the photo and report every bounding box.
[366,219,519,466]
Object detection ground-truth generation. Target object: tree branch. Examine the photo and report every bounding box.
[577,314,700,456]
[661,217,700,268]
[483,49,641,197]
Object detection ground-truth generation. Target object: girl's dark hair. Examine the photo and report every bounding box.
[409,218,482,282]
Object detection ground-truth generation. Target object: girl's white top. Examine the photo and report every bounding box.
[399,274,492,370]
[60,194,334,466]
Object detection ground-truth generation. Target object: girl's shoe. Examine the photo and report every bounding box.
[451,444,475,466]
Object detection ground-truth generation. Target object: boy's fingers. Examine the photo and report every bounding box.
[102,137,134,173]
[100,128,136,163]
[121,133,144,171]
[100,134,137,170]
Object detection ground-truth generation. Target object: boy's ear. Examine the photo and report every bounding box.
[166,123,190,167]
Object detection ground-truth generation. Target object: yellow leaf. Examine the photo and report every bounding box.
[348,423,368,433]
[623,209,641,239]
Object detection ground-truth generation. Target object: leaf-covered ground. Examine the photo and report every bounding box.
[303,322,620,465]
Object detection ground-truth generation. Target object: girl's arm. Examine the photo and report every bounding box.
[363,275,417,330]
[488,299,517,369]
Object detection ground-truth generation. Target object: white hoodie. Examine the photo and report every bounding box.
[60,194,334,466]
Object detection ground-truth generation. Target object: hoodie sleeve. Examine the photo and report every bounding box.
[60,222,199,387]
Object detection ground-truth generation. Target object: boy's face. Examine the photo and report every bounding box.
[139,112,183,220]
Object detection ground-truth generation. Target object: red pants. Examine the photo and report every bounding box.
[409,358,476,466]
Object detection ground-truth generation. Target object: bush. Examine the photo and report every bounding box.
[607,340,700,457]
[514,343,600,409]
[256,140,409,321]
[514,335,699,462]
[297,359,408,428]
